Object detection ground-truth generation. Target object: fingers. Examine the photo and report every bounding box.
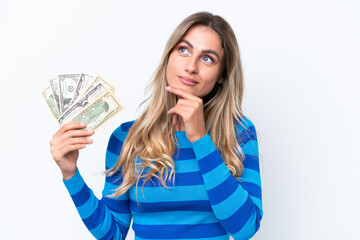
[168,98,202,117]
[52,122,87,139]
[50,127,94,147]
[58,144,86,156]
[51,143,86,162]
[50,131,92,154]
[54,135,93,152]
[50,122,94,158]
[176,98,202,107]
[54,128,94,146]
[168,104,196,123]
[166,86,202,102]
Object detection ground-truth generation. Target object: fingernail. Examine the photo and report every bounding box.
[166,86,171,90]
[87,139,93,143]
[88,129,94,134]
[80,122,85,127]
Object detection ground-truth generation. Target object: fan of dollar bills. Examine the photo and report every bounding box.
[42,73,124,131]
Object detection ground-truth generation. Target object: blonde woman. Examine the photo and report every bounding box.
[50,12,263,240]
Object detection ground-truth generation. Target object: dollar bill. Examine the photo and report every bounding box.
[43,73,124,131]
[71,91,124,131]
[83,73,116,95]
[59,73,82,114]
[58,83,108,125]
[70,73,93,106]
[42,86,60,120]
[49,78,61,114]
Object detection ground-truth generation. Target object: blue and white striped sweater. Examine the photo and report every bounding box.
[64,116,262,240]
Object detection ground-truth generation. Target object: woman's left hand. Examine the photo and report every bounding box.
[166,86,207,142]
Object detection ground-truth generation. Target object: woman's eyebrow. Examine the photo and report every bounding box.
[201,50,220,61]
[179,39,220,61]
[180,40,193,49]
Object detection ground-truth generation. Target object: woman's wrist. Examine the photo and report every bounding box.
[188,130,207,143]
[62,170,77,180]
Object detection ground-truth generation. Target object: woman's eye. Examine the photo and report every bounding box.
[179,47,189,55]
[203,56,214,64]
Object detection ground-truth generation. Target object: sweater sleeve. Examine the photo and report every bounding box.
[191,117,263,240]
[63,123,132,240]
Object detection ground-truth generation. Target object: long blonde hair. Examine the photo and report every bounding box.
[108,11,247,198]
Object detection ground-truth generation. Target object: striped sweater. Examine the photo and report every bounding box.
[63,116,263,240]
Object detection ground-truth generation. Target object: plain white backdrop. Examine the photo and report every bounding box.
[0,0,359,239]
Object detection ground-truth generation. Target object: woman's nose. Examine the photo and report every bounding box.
[185,57,198,74]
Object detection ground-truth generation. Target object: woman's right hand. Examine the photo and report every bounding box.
[50,122,94,180]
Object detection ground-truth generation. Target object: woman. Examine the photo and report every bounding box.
[50,11,263,240]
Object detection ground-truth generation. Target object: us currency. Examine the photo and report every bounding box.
[71,91,124,131]
[57,83,108,125]
[42,86,60,120]
[83,74,116,94]
[70,73,93,106]
[49,78,61,114]
[59,73,82,114]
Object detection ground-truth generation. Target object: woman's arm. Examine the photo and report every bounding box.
[191,118,263,240]
[166,86,262,238]
[63,123,133,240]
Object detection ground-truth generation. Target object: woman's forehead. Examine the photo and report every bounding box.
[179,26,224,58]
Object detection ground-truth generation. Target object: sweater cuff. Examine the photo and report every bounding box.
[191,134,217,160]
[63,168,85,195]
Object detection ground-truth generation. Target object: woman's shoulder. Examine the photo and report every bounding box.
[235,115,256,131]
[235,115,257,143]
[106,120,136,168]
[110,120,136,139]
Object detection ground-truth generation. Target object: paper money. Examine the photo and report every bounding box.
[71,91,124,131]
[49,78,61,114]
[42,73,124,132]
[58,83,108,125]
[59,73,82,114]
[84,74,116,94]
[42,86,60,120]
[70,73,93,106]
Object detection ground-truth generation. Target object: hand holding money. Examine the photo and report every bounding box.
[44,73,124,179]
[50,122,94,180]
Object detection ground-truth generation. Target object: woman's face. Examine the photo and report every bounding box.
[166,25,224,98]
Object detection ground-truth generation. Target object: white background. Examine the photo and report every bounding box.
[0,0,359,239]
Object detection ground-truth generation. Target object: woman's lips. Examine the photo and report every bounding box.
[179,76,198,86]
